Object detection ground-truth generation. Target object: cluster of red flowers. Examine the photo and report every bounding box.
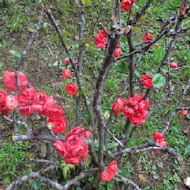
[140,74,153,89]
[54,126,91,164]
[95,30,108,50]
[153,132,167,153]
[121,0,136,10]
[112,94,149,126]
[141,32,154,42]
[1,71,66,134]
[95,30,121,58]
[100,161,118,181]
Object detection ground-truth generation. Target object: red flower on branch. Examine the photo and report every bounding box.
[121,0,136,11]
[113,94,149,126]
[19,105,32,116]
[153,132,167,153]
[178,110,188,116]
[100,161,118,181]
[169,62,178,69]
[66,126,91,139]
[114,44,122,58]
[64,58,71,64]
[95,30,108,50]
[18,86,36,104]
[5,95,18,110]
[49,117,67,133]
[141,33,154,42]
[112,97,125,115]
[65,82,78,96]
[0,89,7,103]
[62,69,72,79]
[3,71,28,91]
[140,74,153,89]
[54,126,90,164]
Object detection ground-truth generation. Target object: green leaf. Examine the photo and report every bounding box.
[185,144,190,155]
[117,61,128,73]
[106,142,118,149]
[31,180,40,190]
[0,62,3,68]
[82,0,91,5]
[78,87,85,95]
[9,50,21,58]
[153,74,166,88]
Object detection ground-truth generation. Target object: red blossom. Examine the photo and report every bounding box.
[19,105,32,116]
[141,33,154,42]
[121,0,136,11]
[140,74,153,89]
[100,161,118,181]
[114,44,122,58]
[64,58,71,64]
[153,132,167,153]
[54,135,88,165]
[178,110,188,116]
[3,71,28,91]
[62,69,72,79]
[49,117,67,133]
[95,30,108,50]
[169,62,178,69]
[0,89,7,103]
[44,105,65,120]
[5,95,18,110]
[66,126,91,139]
[65,82,78,96]
[18,86,36,104]
[112,94,149,126]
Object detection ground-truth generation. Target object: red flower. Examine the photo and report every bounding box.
[54,135,88,165]
[62,69,72,79]
[31,103,44,114]
[95,30,108,50]
[113,94,149,126]
[178,110,188,116]
[140,75,153,89]
[169,62,178,69]
[35,92,47,105]
[153,132,164,140]
[66,126,91,139]
[44,105,65,120]
[0,89,7,103]
[153,132,167,153]
[3,71,28,91]
[141,33,154,42]
[64,58,71,64]
[18,86,36,104]
[129,110,148,126]
[49,117,67,133]
[5,95,18,110]
[112,97,125,115]
[114,44,122,58]
[65,83,78,96]
[100,161,118,181]
[44,95,57,110]
[54,140,67,157]
[121,0,136,11]
[19,105,32,116]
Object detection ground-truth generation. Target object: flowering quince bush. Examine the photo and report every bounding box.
[2,0,190,190]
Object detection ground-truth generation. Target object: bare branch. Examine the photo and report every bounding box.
[162,77,190,133]
[116,174,142,190]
